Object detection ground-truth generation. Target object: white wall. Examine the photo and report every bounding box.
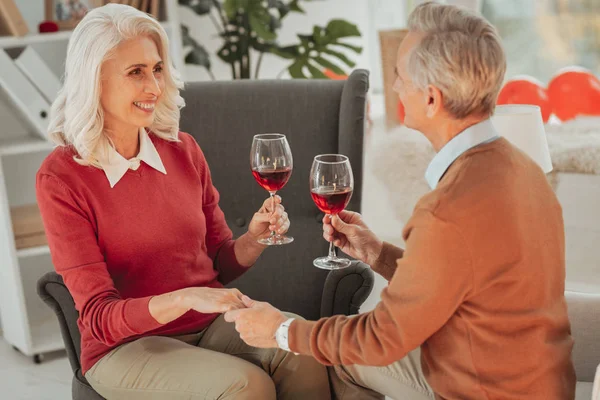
[366,0,408,93]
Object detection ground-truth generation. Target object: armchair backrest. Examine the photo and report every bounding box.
[180,70,369,319]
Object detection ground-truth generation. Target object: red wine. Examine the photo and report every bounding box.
[311,186,353,215]
[252,167,292,192]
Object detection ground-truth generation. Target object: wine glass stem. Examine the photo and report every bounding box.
[269,191,277,239]
[328,240,336,260]
[328,213,336,260]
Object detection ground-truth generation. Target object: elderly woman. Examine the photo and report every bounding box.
[36,4,330,400]
[226,2,576,400]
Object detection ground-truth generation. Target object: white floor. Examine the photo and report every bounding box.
[1,98,598,399]
[0,344,70,399]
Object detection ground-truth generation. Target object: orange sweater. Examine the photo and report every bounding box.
[290,138,576,399]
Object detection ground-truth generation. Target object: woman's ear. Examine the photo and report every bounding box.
[426,85,443,118]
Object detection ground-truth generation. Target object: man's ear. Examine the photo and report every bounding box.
[426,85,443,118]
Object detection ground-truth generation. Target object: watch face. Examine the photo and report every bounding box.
[276,323,289,350]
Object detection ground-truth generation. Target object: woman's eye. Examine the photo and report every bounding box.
[154,66,163,73]
[129,68,142,76]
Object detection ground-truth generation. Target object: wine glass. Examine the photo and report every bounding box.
[310,154,354,269]
[250,133,294,245]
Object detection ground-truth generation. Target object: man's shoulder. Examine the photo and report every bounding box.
[415,137,554,229]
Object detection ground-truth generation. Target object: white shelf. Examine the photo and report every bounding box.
[0,31,73,49]
[0,21,174,49]
[0,136,54,156]
[17,245,50,258]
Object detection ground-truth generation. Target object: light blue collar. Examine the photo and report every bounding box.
[425,119,499,189]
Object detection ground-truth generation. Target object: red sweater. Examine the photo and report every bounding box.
[36,132,246,375]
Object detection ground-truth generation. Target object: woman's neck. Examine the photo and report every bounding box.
[106,127,140,159]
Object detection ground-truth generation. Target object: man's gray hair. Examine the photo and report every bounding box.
[407,1,506,118]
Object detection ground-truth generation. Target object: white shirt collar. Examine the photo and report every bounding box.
[425,119,499,189]
[98,128,167,188]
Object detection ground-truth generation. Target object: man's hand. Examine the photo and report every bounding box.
[322,210,383,266]
[224,296,288,348]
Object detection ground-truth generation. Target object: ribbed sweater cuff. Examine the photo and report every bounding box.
[124,296,164,333]
[289,319,317,355]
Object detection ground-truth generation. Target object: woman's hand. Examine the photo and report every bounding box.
[150,287,246,324]
[247,195,290,241]
[177,287,246,314]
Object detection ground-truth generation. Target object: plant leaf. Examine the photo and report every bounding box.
[217,41,240,63]
[274,0,290,19]
[223,0,243,20]
[181,24,205,50]
[313,56,346,75]
[185,46,211,70]
[288,60,307,78]
[322,48,356,68]
[249,13,276,41]
[305,63,328,79]
[178,0,213,15]
[271,45,299,59]
[288,0,304,13]
[335,42,363,54]
[276,19,361,79]
[325,19,361,40]
[251,40,274,53]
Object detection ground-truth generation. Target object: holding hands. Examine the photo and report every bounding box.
[224,296,287,349]
[175,287,246,314]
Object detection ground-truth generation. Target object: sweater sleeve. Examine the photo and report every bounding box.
[371,241,404,281]
[36,173,163,347]
[288,210,473,366]
[190,136,249,284]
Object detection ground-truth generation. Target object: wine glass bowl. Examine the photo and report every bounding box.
[250,133,294,245]
[310,154,354,269]
[251,168,293,192]
[310,186,353,215]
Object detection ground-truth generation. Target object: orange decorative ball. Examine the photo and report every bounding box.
[323,68,348,80]
[397,99,405,123]
[547,67,600,121]
[497,76,551,123]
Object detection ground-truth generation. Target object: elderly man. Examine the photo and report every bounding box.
[225,2,576,399]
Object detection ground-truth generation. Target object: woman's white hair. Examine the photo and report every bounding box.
[407,1,506,119]
[48,4,185,166]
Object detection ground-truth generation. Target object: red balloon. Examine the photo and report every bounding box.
[548,67,600,121]
[497,76,551,123]
[397,99,405,123]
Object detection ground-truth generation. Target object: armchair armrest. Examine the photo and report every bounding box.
[320,261,374,317]
[566,290,600,383]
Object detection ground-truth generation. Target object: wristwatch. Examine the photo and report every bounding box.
[275,318,295,352]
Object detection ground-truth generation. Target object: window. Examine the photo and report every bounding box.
[482,0,600,82]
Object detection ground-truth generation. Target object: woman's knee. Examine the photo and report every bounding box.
[225,365,276,400]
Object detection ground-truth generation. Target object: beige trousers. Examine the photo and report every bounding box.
[85,314,330,400]
[330,348,434,400]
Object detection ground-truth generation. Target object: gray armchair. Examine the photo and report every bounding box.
[37,69,374,399]
[179,69,371,320]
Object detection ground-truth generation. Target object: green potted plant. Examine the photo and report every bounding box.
[179,0,363,79]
